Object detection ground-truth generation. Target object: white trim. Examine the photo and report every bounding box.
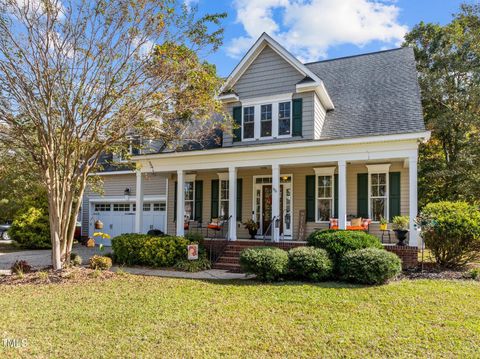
[366,164,391,173]
[314,166,336,176]
[134,131,431,162]
[241,93,292,106]
[220,33,334,110]
[217,93,239,103]
[368,172,389,222]
[217,172,229,181]
[89,195,166,203]
[185,174,197,182]
[89,170,135,176]
[296,82,334,110]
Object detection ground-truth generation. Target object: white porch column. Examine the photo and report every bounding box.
[228,166,237,241]
[176,170,185,236]
[409,155,419,247]
[338,160,347,230]
[271,163,280,242]
[135,171,144,233]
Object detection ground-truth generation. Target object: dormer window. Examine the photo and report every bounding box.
[260,104,272,137]
[243,106,255,139]
[278,102,291,136]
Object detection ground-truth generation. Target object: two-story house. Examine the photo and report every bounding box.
[82,33,429,263]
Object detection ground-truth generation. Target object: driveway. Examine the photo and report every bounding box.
[0,243,111,270]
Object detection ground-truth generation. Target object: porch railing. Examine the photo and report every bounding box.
[263,216,277,243]
[207,215,231,264]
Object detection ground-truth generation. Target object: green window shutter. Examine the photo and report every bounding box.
[232,106,242,142]
[174,182,177,222]
[305,175,315,222]
[389,172,401,221]
[292,98,303,137]
[357,173,368,218]
[334,174,338,218]
[194,180,203,222]
[211,179,219,219]
[236,178,243,222]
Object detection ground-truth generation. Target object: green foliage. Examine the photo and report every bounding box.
[287,247,333,281]
[340,248,402,285]
[11,260,32,275]
[392,216,409,231]
[185,231,204,243]
[70,253,83,266]
[8,206,51,249]
[174,258,211,272]
[419,201,480,268]
[239,247,289,282]
[111,234,192,267]
[467,268,480,280]
[307,230,383,268]
[404,4,480,207]
[89,255,112,271]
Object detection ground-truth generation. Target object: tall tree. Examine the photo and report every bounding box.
[0,0,226,269]
[404,3,480,208]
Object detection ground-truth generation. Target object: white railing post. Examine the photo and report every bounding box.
[228,166,237,241]
[409,155,419,247]
[272,163,280,242]
[176,170,185,236]
[338,160,347,230]
[135,170,144,233]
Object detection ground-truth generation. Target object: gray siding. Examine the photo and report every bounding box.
[233,45,304,99]
[81,173,167,236]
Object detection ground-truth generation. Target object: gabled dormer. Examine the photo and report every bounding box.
[219,33,334,146]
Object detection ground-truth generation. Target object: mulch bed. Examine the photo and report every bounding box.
[0,266,117,286]
[400,267,478,281]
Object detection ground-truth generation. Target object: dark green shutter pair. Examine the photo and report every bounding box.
[211,179,242,221]
[232,99,302,141]
[173,180,203,222]
[357,172,401,220]
[305,174,338,221]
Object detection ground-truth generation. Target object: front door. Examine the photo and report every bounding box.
[262,185,272,235]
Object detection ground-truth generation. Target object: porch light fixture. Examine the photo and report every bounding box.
[124,188,131,197]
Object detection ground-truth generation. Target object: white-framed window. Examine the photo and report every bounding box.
[113,203,130,211]
[219,179,229,219]
[314,167,336,222]
[184,181,195,221]
[153,203,166,212]
[243,106,255,140]
[143,203,151,211]
[367,164,391,222]
[260,104,272,137]
[94,203,111,212]
[278,102,291,136]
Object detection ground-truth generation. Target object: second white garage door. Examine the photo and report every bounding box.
[90,202,166,245]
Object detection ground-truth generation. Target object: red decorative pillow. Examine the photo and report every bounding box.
[361,219,371,229]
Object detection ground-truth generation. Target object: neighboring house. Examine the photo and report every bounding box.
[82,33,429,249]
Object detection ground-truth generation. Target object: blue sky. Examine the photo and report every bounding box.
[189,0,467,77]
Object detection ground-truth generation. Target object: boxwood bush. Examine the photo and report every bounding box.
[340,248,402,285]
[288,247,333,281]
[307,230,382,267]
[8,206,51,249]
[239,247,289,282]
[419,201,480,268]
[112,234,190,267]
[89,255,112,271]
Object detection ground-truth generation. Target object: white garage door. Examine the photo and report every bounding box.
[90,202,166,246]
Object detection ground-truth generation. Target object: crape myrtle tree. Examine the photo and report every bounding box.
[0,0,226,269]
[404,4,480,208]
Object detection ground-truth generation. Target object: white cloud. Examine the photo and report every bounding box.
[227,0,408,61]
[184,0,200,11]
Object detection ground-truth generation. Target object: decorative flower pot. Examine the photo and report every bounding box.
[248,229,258,239]
[394,229,409,246]
[380,223,388,231]
[94,220,103,229]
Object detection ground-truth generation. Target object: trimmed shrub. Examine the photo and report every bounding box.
[185,231,204,243]
[288,247,333,281]
[70,252,82,266]
[11,260,32,274]
[239,247,289,282]
[111,234,192,267]
[307,230,382,267]
[340,248,402,285]
[8,206,51,249]
[174,258,211,272]
[89,255,112,270]
[419,201,480,268]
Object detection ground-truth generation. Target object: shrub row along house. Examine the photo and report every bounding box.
[81,33,429,268]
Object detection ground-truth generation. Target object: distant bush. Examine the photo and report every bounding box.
[8,206,51,249]
[11,260,32,274]
[307,230,382,268]
[288,247,333,281]
[340,248,401,285]
[70,252,82,266]
[89,255,112,270]
[239,247,289,282]
[112,234,192,267]
[174,258,211,272]
[419,201,480,268]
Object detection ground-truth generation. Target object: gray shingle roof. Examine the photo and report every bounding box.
[305,47,425,139]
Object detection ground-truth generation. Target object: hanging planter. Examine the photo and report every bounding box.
[94,220,104,229]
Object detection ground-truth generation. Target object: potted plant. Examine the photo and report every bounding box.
[379,217,388,231]
[392,216,409,245]
[243,219,259,239]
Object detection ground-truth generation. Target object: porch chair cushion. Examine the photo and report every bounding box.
[351,218,362,227]
[361,218,372,230]
[207,218,222,231]
[329,218,339,230]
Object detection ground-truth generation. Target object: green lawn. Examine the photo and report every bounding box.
[1,276,479,358]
